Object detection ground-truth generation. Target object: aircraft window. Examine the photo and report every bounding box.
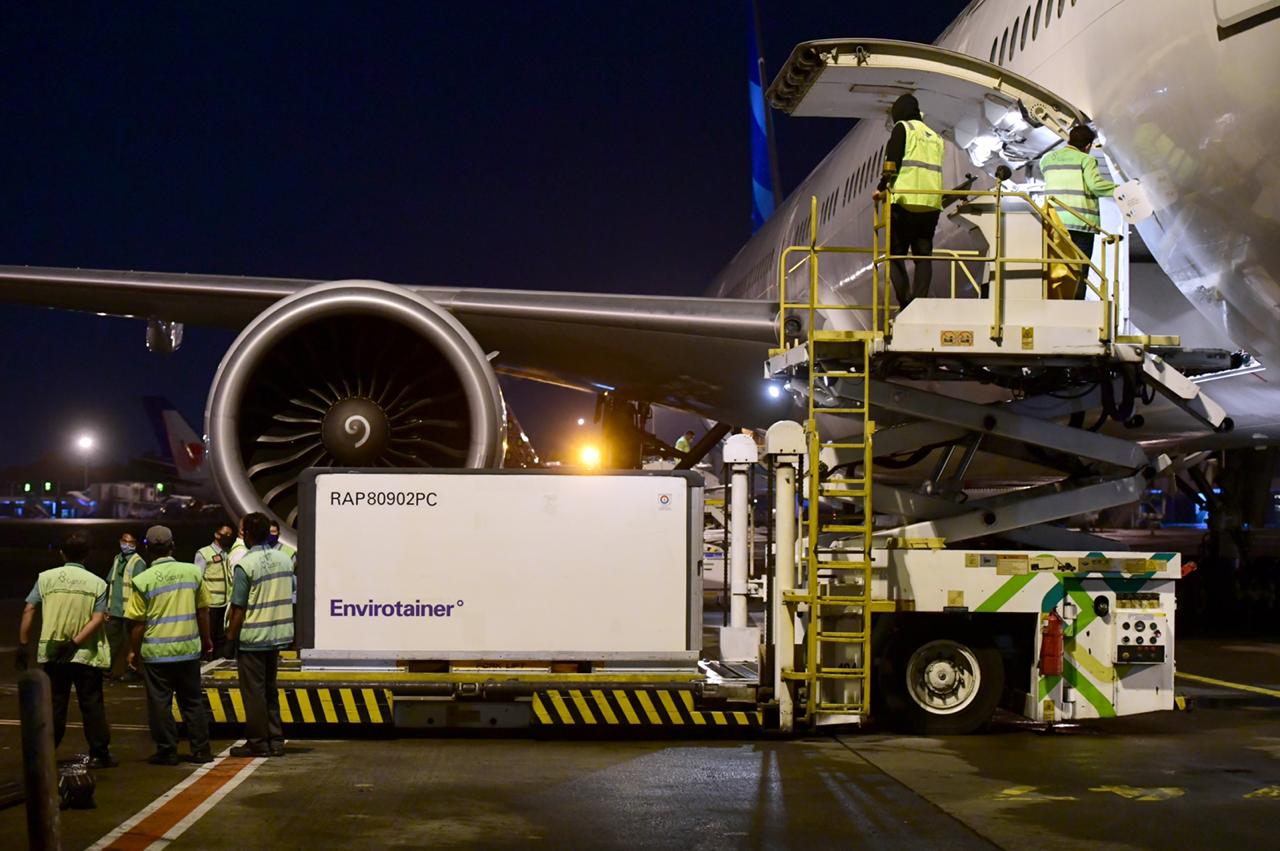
[1033,1,1042,38]
[1010,17,1019,58]
[999,28,1008,64]
[1021,7,1031,49]
[990,38,998,62]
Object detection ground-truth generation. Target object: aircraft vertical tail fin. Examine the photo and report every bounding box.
[749,0,781,232]
[141,396,208,481]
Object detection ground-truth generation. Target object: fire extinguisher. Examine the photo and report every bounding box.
[1039,610,1064,676]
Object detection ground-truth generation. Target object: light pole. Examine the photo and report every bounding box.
[75,434,95,489]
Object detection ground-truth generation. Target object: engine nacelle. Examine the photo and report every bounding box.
[206,280,505,540]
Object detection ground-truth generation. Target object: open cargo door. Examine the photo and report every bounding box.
[766,39,1088,175]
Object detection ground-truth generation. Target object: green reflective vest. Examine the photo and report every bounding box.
[35,564,110,668]
[1039,145,1116,231]
[238,547,296,651]
[129,558,206,663]
[106,552,146,618]
[892,120,945,211]
[196,544,234,608]
[271,540,297,564]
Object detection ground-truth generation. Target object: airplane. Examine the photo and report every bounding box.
[0,0,1276,544]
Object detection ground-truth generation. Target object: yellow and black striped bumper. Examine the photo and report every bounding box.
[531,688,761,728]
[173,686,393,726]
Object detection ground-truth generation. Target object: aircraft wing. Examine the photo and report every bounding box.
[0,265,783,427]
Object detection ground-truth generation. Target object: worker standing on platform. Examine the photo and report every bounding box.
[16,533,117,768]
[873,93,945,309]
[194,523,237,655]
[127,525,214,765]
[267,520,297,565]
[105,531,147,680]
[675,431,695,454]
[225,512,295,758]
[1039,125,1116,298]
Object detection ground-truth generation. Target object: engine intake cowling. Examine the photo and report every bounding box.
[206,280,505,537]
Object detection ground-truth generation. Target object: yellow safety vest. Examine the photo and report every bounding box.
[1040,145,1112,230]
[106,551,146,617]
[238,547,296,651]
[196,544,234,608]
[892,120,945,211]
[127,558,207,663]
[35,564,110,668]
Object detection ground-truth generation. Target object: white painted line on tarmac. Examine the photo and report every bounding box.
[0,718,151,732]
[86,742,266,851]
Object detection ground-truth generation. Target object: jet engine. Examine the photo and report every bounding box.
[206,280,506,536]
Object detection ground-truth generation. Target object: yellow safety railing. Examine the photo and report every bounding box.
[775,187,1125,350]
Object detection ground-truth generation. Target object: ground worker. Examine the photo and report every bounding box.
[1039,125,1116,297]
[105,530,147,680]
[16,533,116,768]
[194,523,237,654]
[126,525,213,765]
[675,431,695,454]
[267,520,297,565]
[225,512,295,757]
[873,92,945,309]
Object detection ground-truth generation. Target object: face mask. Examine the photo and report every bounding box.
[216,536,234,550]
[120,543,135,555]
[267,532,279,546]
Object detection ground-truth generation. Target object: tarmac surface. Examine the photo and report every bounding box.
[0,638,1276,849]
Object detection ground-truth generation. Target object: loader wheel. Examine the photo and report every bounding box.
[884,622,1004,735]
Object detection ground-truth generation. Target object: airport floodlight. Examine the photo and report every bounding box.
[577,417,586,426]
[74,433,95,488]
[579,444,602,469]
[43,481,53,492]
[157,482,166,493]
[23,482,32,493]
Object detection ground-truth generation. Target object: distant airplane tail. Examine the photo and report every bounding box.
[748,0,781,233]
[142,396,209,480]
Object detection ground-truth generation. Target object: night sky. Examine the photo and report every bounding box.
[0,1,968,470]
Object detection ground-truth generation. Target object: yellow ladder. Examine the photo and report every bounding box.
[775,196,879,726]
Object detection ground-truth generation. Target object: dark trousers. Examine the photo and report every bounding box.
[44,662,111,758]
[889,205,942,308]
[209,607,227,655]
[1067,229,1096,299]
[105,617,129,678]
[143,660,210,754]
[236,650,282,749]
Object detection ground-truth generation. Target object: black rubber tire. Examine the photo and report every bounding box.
[881,620,1004,735]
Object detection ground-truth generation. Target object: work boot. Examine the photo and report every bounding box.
[268,743,285,757]
[189,747,215,764]
[228,744,269,758]
[87,753,119,769]
[147,751,181,766]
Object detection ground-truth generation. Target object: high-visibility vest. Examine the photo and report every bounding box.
[1040,145,1105,230]
[196,544,234,608]
[271,541,297,564]
[106,552,146,617]
[892,120,945,211]
[35,564,110,667]
[130,558,204,663]
[238,547,296,651]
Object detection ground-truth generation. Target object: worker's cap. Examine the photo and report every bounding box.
[144,525,174,546]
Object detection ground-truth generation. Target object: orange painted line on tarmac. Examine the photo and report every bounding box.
[88,752,263,851]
